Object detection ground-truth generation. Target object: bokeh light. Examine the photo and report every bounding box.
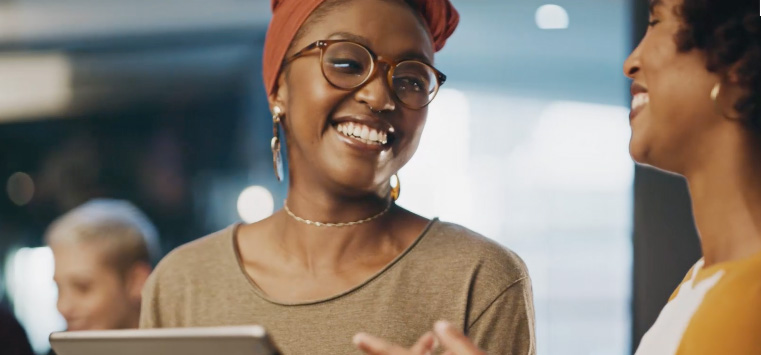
[237,186,275,223]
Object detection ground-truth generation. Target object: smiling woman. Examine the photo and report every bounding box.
[625,0,761,353]
[139,0,536,354]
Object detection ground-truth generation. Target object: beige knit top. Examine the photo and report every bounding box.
[140,219,535,354]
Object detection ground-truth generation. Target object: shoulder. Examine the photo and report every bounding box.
[695,261,761,328]
[414,220,530,290]
[706,261,761,317]
[149,225,238,284]
[141,225,241,328]
[413,221,533,329]
[425,220,529,277]
[680,267,761,353]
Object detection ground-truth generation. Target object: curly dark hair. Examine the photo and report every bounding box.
[674,0,761,129]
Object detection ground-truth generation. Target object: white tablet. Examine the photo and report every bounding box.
[49,326,280,355]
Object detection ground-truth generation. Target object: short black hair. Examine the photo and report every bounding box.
[675,0,761,128]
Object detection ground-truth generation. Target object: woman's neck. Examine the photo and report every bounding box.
[685,130,761,267]
[266,184,405,274]
[286,186,392,225]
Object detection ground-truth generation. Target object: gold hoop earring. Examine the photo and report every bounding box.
[271,107,285,182]
[390,174,400,201]
[711,82,742,121]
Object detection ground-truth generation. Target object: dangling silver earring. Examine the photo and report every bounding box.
[271,106,285,182]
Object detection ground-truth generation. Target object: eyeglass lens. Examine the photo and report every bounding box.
[321,42,439,109]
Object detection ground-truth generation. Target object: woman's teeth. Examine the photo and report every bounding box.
[336,122,388,145]
[632,93,650,111]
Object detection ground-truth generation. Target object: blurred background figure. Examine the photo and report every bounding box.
[45,199,160,331]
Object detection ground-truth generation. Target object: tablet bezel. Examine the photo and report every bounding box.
[49,325,279,355]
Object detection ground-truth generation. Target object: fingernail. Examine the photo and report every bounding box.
[435,320,450,332]
[353,333,364,345]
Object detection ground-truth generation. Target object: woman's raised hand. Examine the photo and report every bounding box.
[354,321,486,355]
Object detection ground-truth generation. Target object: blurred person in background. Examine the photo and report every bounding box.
[354,0,761,354]
[47,199,160,332]
[140,0,535,354]
[0,305,34,355]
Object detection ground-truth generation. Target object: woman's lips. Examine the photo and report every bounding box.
[336,121,388,145]
[329,114,395,152]
[630,92,649,121]
[332,124,391,152]
[630,83,649,121]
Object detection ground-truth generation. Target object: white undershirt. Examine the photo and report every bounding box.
[635,260,725,355]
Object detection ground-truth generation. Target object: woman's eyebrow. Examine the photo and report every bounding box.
[327,32,432,63]
[327,32,371,46]
[648,0,663,15]
[396,50,433,65]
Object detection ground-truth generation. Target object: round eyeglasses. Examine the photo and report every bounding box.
[284,40,446,110]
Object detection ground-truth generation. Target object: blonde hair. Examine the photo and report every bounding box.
[45,199,161,275]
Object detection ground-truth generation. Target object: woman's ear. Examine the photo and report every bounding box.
[267,93,282,114]
[723,68,748,113]
[725,61,745,85]
[715,69,748,121]
[268,73,289,114]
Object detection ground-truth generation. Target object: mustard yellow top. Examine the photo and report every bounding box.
[636,250,761,355]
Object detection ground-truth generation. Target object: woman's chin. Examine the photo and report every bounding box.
[325,171,384,197]
[629,145,664,170]
[629,135,650,165]
[629,141,687,176]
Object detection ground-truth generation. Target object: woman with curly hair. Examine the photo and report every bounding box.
[353,0,760,353]
[140,0,536,354]
[626,0,761,353]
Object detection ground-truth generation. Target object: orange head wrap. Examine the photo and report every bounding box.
[262,0,459,96]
